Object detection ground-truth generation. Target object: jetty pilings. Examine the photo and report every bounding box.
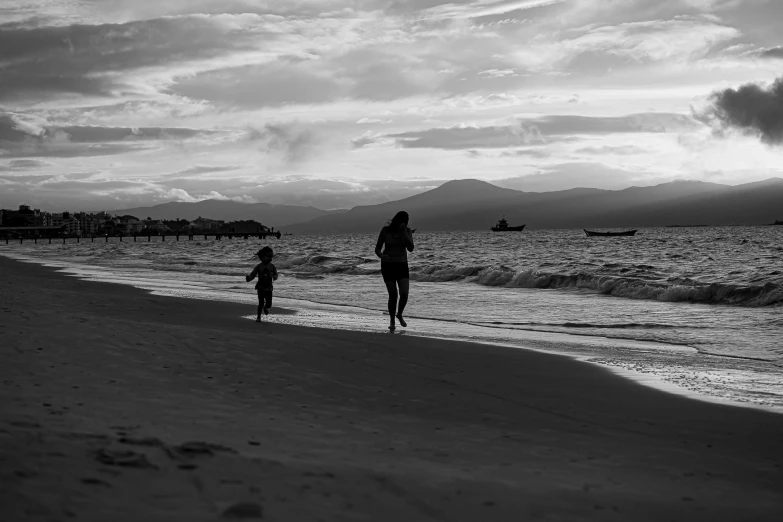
[2,231,282,246]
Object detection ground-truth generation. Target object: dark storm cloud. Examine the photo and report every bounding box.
[0,16,262,101]
[371,113,698,150]
[699,77,783,145]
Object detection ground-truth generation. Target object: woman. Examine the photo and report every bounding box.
[375,211,415,331]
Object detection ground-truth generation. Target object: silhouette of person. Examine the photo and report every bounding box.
[375,211,414,330]
[246,246,278,322]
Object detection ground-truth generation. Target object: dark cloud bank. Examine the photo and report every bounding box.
[700,76,783,145]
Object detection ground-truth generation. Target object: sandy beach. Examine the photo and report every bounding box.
[1,255,781,521]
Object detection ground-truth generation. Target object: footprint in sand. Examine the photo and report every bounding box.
[118,436,163,447]
[81,477,111,487]
[173,441,237,456]
[96,448,158,469]
[221,502,264,519]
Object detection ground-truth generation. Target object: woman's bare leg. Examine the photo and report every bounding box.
[384,280,398,329]
[396,278,409,327]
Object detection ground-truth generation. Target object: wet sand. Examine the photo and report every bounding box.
[1,255,781,521]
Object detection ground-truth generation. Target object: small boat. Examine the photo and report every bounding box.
[491,217,525,232]
[583,229,637,237]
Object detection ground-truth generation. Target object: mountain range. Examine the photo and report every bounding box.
[284,178,783,233]
[111,178,783,232]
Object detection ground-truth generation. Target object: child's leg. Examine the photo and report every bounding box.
[263,292,272,314]
[256,292,263,320]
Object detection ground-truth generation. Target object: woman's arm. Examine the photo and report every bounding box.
[404,227,415,252]
[375,228,386,258]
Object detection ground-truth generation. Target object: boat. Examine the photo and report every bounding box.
[583,229,637,237]
[491,217,525,232]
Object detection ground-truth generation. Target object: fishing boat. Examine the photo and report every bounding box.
[491,217,525,232]
[583,229,637,237]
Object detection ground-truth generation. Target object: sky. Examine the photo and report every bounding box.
[1,0,782,212]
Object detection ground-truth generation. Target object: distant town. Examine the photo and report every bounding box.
[0,204,274,238]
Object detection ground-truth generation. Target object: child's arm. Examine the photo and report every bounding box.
[245,265,259,282]
[271,265,278,281]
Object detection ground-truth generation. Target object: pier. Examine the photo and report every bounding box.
[0,228,282,245]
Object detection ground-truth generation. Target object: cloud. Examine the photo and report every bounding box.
[38,179,143,191]
[534,113,700,134]
[0,15,264,101]
[58,126,214,142]
[697,76,783,145]
[171,61,343,109]
[0,159,53,171]
[494,162,666,191]
[575,145,649,155]
[383,122,545,149]
[0,112,220,158]
[418,0,565,21]
[240,178,442,208]
[478,69,517,78]
[171,165,243,176]
[163,188,200,202]
[364,113,700,150]
[758,46,783,59]
[246,123,321,163]
[499,148,551,158]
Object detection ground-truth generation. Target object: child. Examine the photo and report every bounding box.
[246,246,278,322]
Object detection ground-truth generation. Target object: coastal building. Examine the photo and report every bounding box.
[127,218,145,233]
[110,217,144,235]
[0,205,44,227]
[190,217,224,231]
[48,212,81,235]
[74,212,99,235]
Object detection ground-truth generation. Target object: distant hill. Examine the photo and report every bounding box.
[108,200,347,228]
[283,178,783,233]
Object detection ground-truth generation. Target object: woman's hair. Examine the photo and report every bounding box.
[388,211,409,229]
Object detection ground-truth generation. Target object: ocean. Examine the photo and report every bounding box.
[2,226,781,411]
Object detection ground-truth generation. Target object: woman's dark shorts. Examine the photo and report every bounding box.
[381,262,409,282]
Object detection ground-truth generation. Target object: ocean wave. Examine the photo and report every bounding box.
[467,267,783,306]
[480,321,684,329]
[414,264,485,282]
[273,257,783,306]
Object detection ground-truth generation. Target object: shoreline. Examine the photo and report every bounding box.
[3,251,780,414]
[2,255,783,520]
